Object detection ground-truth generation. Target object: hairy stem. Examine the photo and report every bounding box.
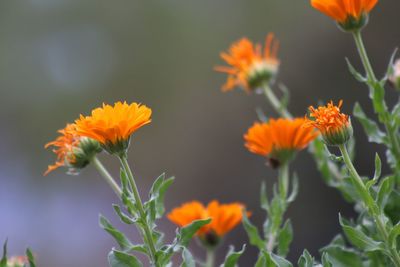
[339,144,400,267]
[92,156,122,197]
[119,154,159,267]
[352,31,400,172]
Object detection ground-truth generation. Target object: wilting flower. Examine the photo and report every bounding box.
[168,200,246,247]
[244,118,318,167]
[215,33,280,92]
[45,123,101,175]
[306,100,352,146]
[7,256,28,267]
[310,0,378,31]
[75,101,152,155]
[390,59,400,90]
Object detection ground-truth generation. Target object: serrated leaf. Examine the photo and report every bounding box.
[260,182,269,212]
[220,245,246,267]
[180,248,195,267]
[346,58,366,82]
[298,249,314,267]
[242,210,265,250]
[277,220,293,257]
[339,214,384,252]
[108,249,143,267]
[25,248,36,267]
[177,219,211,247]
[99,215,132,251]
[0,240,7,267]
[353,103,385,144]
[377,176,395,209]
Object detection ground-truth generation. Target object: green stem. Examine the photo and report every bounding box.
[262,84,293,119]
[205,249,215,267]
[92,156,122,197]
[339,144,400,267]
[119,154,159,267]
[352,31,400,169]
[266,163,289,252]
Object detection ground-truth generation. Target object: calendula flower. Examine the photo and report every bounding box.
[215,33,279,92]
[168,200,246,247]
[306,100,353,146]
[311,0,378,31]
[45,123,101,175]
[75,101,152,155]
[7,256,28,267]
[390,59,400,90]
[244,118,318,167]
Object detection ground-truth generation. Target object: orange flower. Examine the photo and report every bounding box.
[311,0,378,29]
[168,200,246,244]
[45,123,101,175]
[44,124,81,175]
[215,33,279,92]
[244,118,318,165]
[75,101,151,154]
[306,100,352,145]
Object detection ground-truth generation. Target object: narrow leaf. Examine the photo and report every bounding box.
[220,245,246,267]
[178,218,211,247]
[242,210,265,250]
[108,249,143,267]
[99,215,132,250]
[346,58,366,82]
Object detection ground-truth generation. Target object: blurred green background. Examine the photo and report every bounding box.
[0,0,399,266]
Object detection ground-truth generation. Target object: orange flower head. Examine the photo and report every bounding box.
[311,0,378,31]
[215,33,280,93]
[45,123,101,175]
[306,100,352,146]
[75,101,152,155]
[244,118,318,167]
[168,200,246,247]
[7,256,28,267]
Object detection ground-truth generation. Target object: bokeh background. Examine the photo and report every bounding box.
[0,0,399,266]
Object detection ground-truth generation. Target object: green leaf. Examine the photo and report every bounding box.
[377,176,395,209]
[180,248,195,267]
[177,219,211,247]
[256,107,268,122]
[339,214,384,252]
[0,240,7,267]
[366,153,381,190]
[254,251,277,267]
[278,83,290,110]
[389,222,400,249]
[242,210,265,250]
[26,248,36,267]
[113,204,136,225]
[260,182,269,212]
[286,173,299,203]
[120,168,130,194]
[353,103,385,144]
[270,253,293,267]
[346,58,366,82]
[108,249,143,267]
[298,250,314,267]
[321,252,333,267]
[220,245,246,267]
[148,173,175,220]
[381,48,398,85]
[320,244,363,267]
[99,215,132,251]
[277,220,293,257]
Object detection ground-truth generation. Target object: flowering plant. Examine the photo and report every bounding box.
[6,0,400,266]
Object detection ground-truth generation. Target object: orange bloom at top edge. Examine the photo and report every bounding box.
[244,118,318,166]
[167,200,246,246]
[311,0,378,26]
[44,123,81,175]
[215,33,280,92]
[306,100,352,146]
[75,101,152,154]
